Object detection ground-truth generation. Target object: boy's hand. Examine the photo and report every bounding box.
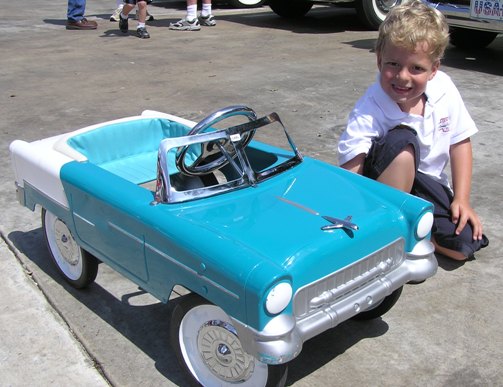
[450,138,483,241]
[450,198,483,241]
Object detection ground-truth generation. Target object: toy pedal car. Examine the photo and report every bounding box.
[10,105,437,386]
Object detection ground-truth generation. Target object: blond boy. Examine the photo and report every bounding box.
[338,0,488,260]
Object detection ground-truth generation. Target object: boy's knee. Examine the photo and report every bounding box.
[392,145,416,168]
[432,218,488,260]
[363,125,419,180]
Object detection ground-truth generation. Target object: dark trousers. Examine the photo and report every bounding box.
[363,126,488,257]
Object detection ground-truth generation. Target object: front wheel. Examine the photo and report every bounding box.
[356,0,402,30]
[170,293,288,386]
[352,286,403,320]
[42,209,98,289]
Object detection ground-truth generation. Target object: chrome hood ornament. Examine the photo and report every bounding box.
[321,215,359,231]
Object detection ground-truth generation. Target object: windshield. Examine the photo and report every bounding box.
[152,112,303,204]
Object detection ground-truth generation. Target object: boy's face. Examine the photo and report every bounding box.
[377,41,439,113]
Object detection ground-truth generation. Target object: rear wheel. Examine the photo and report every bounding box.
[352,286,403,320]
[170,293,288,386]
[356,0,402,29]
[449,27,498,49]
[269,0,312,18]
[42,209,98,289]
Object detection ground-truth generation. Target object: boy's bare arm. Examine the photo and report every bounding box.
[340,153,366,174]
[449,138,483,240]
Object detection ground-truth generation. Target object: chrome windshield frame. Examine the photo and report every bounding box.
[151,112,303,204]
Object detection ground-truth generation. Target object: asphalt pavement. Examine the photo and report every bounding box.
[1,0,502,386]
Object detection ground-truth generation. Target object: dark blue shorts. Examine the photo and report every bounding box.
[363,125,489,257]
[124,0,152,4]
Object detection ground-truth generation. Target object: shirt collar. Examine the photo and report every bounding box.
[372,71,446,119]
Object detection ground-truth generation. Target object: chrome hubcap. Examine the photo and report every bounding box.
[54,219,79,266]
[197,320,255,382]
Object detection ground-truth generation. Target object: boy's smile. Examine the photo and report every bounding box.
[377,41,439,114]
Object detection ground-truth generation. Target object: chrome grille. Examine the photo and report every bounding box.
[293,238,405,319]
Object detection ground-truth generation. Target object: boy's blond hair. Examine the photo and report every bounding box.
[376,0,450,62]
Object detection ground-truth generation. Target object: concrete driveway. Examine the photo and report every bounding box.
[1,0,502,385]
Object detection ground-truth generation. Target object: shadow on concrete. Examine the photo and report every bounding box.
[10,227,390,385]
[218,6,367,34]
[436,253,472,272]
[442,42,503,76]
[8,228,188,386]
[286,318,388,384]
[42,18,67,26]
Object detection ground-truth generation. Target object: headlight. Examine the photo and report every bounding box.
[265,282,292,315]
[416,211,434,239]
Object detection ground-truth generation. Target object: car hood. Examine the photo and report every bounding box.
[173,158,416,286]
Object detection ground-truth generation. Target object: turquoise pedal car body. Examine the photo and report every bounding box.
[10,106,437,386]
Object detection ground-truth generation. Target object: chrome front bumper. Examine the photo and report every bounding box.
[432,2,503,32]
[231,239,437,365]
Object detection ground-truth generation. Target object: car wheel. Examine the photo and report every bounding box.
[170,293,288,387]
[268,0,312,18]
[42,208,98,289]
[352,286,403,320]
[227,0,267,8]
[449,27,498,49]
[356,0,402,30]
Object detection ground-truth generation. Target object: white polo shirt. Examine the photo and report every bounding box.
[338,70,477,187]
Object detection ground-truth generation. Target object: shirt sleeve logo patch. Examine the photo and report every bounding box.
[438,117,450,133]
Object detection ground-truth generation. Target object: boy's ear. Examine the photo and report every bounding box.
[428,60,440,80]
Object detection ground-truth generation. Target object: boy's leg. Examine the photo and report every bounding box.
[363,125,419,193]
[121,2,135,16]
[413,173,489,260]
[376,146,416,192]
[137,0,147,23]
[119,2,135,33]
[136,1,150,38]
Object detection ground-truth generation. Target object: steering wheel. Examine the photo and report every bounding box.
[176,105,257,176]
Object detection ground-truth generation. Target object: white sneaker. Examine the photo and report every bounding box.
[198,14,216,26]
[110,5,123,22]
[169,18,201,31]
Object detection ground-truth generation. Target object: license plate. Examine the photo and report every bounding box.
[470,0,503,21]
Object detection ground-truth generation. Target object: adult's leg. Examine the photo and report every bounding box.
[67,0,86,21]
